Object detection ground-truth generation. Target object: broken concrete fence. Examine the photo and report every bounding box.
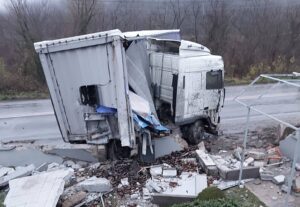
[196,149,218,176]
[0,164,35,188]
[4,168,74,207]
[77,176,112,193]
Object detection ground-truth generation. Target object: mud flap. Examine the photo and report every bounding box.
[138,130,155,163]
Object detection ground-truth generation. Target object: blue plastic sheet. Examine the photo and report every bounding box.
[96,105,117,115]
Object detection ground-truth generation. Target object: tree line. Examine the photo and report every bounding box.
[0,0,299,93]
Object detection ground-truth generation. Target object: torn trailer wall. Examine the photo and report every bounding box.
[34,30,135,147]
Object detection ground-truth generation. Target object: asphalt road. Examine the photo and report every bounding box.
[0,84,299,142]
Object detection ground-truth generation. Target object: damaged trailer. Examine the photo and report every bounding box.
[34,29,225,160]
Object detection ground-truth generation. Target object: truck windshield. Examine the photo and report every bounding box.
[206,70,223,90]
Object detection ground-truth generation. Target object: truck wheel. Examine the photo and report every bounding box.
[107,139,131,160]
[186,120,204,145]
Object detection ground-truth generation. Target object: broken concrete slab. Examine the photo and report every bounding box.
[253,161,265,167]
[62,191,87,207]
[216,179,253,190]
[162,168,177,177]
[151,173,207,206]
[0,167,14,178]
[4,168,73,207]
[0,164,35,187]
[260,170,274,181]
[77,176,112,193]
[272,175,285,185]
[196,150,218,176]
[146,180,162,193]
[244,157,254,167]
[247,150,265,160]
[150,166,163,177]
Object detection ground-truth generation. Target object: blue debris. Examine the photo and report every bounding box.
[96,105,117,115]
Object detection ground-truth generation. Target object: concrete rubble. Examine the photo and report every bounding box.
[1,125,300,206]
[77,176,112,193]
[4,168,74,207]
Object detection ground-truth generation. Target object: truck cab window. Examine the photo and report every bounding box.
[206,70,223,90]
[79,85,97,106]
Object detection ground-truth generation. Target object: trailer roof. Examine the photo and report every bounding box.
[122,30,180,40]
[34,29,122,53]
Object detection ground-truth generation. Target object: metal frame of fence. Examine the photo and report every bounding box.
[233,73,300,207]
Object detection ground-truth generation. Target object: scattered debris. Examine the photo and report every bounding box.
[77,176,112,193]
[272,175,285,185]
[61,191,87,207]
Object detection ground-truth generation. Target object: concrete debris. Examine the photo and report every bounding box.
[247,150,266,160]
[216,179,253,190]
[296,163,300,171]
[281,184,289,193]
[62,191,87,207]
[120,178,129,186]
[4,168,73,207]
[196,149,218,176]
[0,167,14,178]
[48,162,60,170]
[233,147,243,161]
[197,141,206,152]
[253,161,265,167]
[149,172,208,206]
[272,175,285,185]
[162,168,177,177]
[293,177,300,193]
[35,162,49,172]
[150,166,163,177]
[260,170,274,181]
[0,164,35,187]
[212,155,260,180]
[146,180,163,193]
[77,176,112,193]
[267,147,282,164]
[244,157,254,167]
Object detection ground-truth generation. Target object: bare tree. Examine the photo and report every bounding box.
[69,0,97,35]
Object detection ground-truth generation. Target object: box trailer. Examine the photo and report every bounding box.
[35,29,225,159]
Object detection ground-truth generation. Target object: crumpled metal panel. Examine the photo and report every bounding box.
[126,40,158,117]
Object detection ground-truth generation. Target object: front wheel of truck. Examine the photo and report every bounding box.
[182,120,205,145]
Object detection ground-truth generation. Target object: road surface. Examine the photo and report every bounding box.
[0,84,299,142]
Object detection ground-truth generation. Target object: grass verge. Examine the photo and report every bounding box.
[0,90,49,101]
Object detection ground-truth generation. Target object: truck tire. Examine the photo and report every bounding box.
[107,139,131,160]
[186,120,205,145]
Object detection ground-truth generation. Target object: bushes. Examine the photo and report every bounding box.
[196,187,225,201]
[0,58,46,93]
[172,187,238,207]
[172,198,239,207]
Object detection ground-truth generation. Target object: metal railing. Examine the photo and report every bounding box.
[234,73,300,207]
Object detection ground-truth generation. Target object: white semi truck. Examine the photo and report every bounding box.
[34,29,225,160]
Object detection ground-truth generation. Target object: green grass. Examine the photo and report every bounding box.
[224,187,266,207]
[0,91,49,101]
[0,191,5,207]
